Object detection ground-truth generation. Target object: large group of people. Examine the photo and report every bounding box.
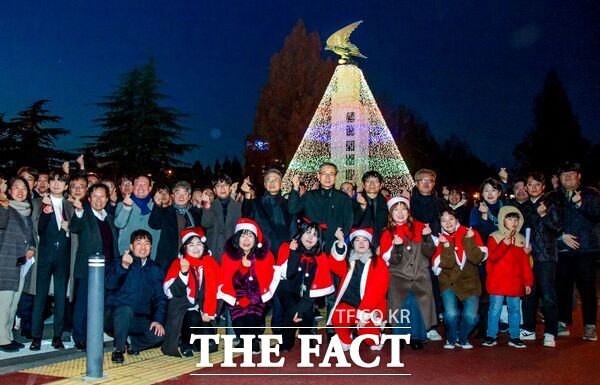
[0,157,598,364]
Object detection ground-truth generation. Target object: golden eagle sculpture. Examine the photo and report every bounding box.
[325,20,367,64]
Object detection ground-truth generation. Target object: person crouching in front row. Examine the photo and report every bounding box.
[218,218,279,354]
[328,227,389,351]
[277,220,334,352]
[104,229,166,363]
[162,227,220,357]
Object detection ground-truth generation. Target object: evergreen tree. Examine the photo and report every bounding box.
[9,100,71,171]
[386,105,443,174]
[514,70,590,176]
[438,135,494,188]
[85,59,196,176]
[245,19,335,180]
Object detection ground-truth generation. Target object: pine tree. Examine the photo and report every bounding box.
[514,70,590,176]
[387,105,443,173]
[9,100,71,171]
[245,19,335,180]
[438,135,494,188]
[85,59,196,176]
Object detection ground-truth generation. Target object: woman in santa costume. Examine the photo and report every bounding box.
[218,218,279,354]
[161,227,220,357]
[380,197,436,350]
[432,208,487,350]
[328,227,389,351]
[276,219,334,352]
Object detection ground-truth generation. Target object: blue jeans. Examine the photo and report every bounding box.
[488,295,521,339]
[392,291,427,342]
[441,289,479,344]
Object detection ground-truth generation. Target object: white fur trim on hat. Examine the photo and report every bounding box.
[387,196,410,211]
[182,232,206,245]
[235,222,258,236]
[349,229,373,243]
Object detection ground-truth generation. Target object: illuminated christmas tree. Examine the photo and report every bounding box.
[282,63,414,194]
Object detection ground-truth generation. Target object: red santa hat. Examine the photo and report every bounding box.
[386,196,410,211]
[181,227,206,244]
[235,218,264,248]
[349,227,374,243]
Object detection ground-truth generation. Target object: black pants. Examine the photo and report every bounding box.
[32,260,69,338]
[105,305,163,351]
[16,293,34,332]
[232,314,265,341]
[180,310,215,350]
[522,261,559,336]
[556,252,597,326]
[73,278,87,344]
[277,290,315,349]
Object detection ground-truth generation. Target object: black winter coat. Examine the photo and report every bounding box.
[520,193,563,263]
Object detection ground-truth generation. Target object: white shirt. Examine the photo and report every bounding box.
[50,195,64,230]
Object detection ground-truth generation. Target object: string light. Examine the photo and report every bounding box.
[282,64,414,194]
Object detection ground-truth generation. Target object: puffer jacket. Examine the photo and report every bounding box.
[520,191,563,262]
[558,186,600,254]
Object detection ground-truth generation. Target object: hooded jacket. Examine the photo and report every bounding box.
[486,206,534,297]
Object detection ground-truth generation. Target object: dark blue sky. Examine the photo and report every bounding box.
[1,1,598,168]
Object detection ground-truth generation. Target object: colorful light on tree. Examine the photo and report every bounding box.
[282,63,414,194]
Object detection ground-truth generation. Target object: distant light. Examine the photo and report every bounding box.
[210,128,221,139]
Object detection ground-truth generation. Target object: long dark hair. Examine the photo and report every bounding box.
[224,229,270,261]
[291,221,324,257]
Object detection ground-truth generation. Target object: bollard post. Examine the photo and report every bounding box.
[86,253,105,379]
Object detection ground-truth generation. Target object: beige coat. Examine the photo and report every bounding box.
[387,234,437,329]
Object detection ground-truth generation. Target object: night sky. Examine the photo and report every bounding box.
[1,1,598,169]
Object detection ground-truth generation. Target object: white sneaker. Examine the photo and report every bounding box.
[455,342,474,350]
[427,329,443,341]
[443,341,455,349]
[583,325,597,341]
[558,322,570,337]
[520,329,536,341]
[543,333,556,347]
[369,343,384,351]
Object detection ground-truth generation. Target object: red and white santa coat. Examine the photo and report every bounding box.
[326,242,390,327]
[163,254,221,318]
[277,242,335,298]
[380,221,427,265]
[218,250,280,306]
[431,225,488,276]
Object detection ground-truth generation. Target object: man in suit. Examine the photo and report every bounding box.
[201,174,242,263]
[69,183,118,351]
[149,181,202,275]
[30,170,73,350]
[240,169,296,256]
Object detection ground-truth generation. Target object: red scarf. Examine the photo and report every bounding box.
[163,254,218,314]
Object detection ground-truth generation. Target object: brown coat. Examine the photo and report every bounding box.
[435,235,485,301]
[387,234,436,329]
